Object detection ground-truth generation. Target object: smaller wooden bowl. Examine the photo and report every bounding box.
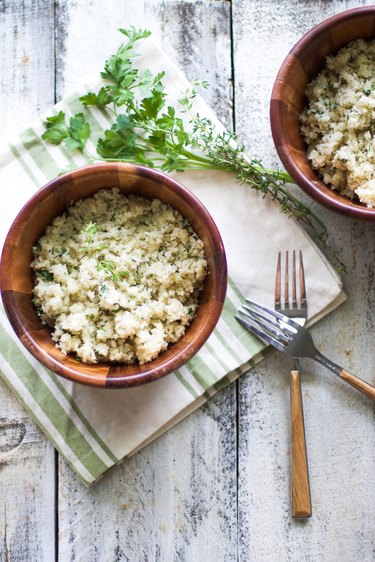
[0,163,227,388]
[270,6,375,219]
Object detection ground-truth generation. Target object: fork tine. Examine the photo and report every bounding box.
[275,251,281,309]
[235,314,286,352]
[245,298,299,331]
[285,250,289,308]
[292,250,297,309]
[299,250,307,308]
[241,306,290,343]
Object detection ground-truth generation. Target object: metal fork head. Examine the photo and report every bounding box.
[236,299,317,359]
[275,250,307,320]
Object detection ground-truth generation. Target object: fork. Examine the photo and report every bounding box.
[236,301,375,401]
[275,250,311,519]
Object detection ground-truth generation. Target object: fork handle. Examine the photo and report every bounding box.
[339,370,375,400]
[315,353,375,401]
[290,369,312,518]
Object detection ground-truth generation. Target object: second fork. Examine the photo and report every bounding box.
[276,250,311,519]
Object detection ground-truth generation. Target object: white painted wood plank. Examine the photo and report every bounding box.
[56,2,237,561]
[59,398,237,562]
[0,0,55,136]
[55,0,233,130]
[233,1,375,560]
[0,398,55,562]
[0,1,56,560]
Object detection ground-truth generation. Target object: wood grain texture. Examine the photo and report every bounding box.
[0,2,56,560]
[59,395,237,562]
[234,1,375,560]
[339,369,375,400]
[0,406,55,562]
[290,370,311,518]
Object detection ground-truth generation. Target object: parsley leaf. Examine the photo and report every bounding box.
[80,87,113,108]
[97,115,140,159]
[42,111,69,144]
[42,111,90,152]
[64,113,90,151]
[118,27,151,43]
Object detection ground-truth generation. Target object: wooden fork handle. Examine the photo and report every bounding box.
[290,369,312,518]
[339,370,375,400]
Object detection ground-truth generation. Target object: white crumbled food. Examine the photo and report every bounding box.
[31,188,207,364]
[300,38,375,207]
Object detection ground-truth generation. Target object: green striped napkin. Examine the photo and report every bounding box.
[0,40,345,485]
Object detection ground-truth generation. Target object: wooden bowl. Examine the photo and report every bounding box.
[0,163,227,388]
[270,6,375,218]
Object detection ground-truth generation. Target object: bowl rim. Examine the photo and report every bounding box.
[0,162,227,388]
[270,6,375,219]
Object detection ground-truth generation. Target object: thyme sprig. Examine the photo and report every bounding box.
[41,27,344,271]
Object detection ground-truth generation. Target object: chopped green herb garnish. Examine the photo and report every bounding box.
[96,260,129,281]
[96,260,116,278]
[81,222,98,242]
[81,222,100,254]
[32,295,43,316]
[95,242,108,251]
[37,270,54,281]
[99,283,107,295]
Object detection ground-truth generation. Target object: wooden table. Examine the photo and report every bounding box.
[1,1,374,560]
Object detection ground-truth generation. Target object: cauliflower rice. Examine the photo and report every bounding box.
[300,38,375,206]
[31,188,207,364]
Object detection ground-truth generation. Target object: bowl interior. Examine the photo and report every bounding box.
[270,7,375,217]
[1,163,227,387]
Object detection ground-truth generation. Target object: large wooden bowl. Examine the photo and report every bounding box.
[0,163,227,388]
[270,6,375,218]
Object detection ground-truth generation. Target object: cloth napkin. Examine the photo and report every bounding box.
[0,39,345,485]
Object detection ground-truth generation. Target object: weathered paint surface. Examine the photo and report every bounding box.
[234,1,375,560]
[0,1,56,561]
[1,1,374,560]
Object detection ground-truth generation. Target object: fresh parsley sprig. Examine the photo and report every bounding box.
[43,111,90,152]
[41,26,344,271]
